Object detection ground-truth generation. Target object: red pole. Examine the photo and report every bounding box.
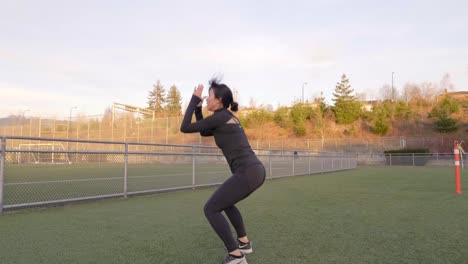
[454,141,462,194]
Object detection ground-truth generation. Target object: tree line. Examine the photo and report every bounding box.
[146,80,183,117]
[145,73,464,136]
[237,73,464,137]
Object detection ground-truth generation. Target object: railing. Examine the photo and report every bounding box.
[384,153,460,166]
[0,136,357,212]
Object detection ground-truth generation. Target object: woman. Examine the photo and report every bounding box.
[180,78,266,264]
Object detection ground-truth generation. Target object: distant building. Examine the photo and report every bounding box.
[436,91,468,102]
[237,107,257,116]
[360,100,380,112]
[304,102,320,108]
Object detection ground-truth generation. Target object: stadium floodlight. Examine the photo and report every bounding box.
[302,82,308,103]
[67,106,78,139]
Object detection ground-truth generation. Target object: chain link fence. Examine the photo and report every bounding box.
[0,136,357,211]
[384,153,462,166]
[354,152,461,166]
[2,116,465,152]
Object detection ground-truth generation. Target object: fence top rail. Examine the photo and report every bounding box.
[4,148,358,158]
[384,153,453,156]
[0,135,214,148]
[1,135,358,155]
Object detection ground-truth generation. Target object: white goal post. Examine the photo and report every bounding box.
[17,143,71,164]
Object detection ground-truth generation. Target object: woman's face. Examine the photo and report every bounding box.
[207,89,223,112]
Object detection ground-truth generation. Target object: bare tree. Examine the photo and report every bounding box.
[402,82,421,103]
[400,83,411,102]
[312,106,331,148]
[402,81,442,108]
[356,92,367,102]
[313,112,326,147]
[249,97,257,108]
[420,82,441,103]
[232,88,240,102]
[440,73,455,93]
[379,84,398,101]
[102,107,113,127]
[264,104,274,112]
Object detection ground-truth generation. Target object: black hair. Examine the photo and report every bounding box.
[208,76,238,112]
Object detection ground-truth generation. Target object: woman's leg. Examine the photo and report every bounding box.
[204,174,250,252]
[204,164,266,253]
[226,164,266,245]
[224,205,247,239]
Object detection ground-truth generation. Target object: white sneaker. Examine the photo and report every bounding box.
[223,240,253,254]
[238,240,253,254]
[219,254,248,264]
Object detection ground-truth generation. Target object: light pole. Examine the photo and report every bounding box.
[22,109,30,119]
[391,72,394,101]
[21,110,30,137]
[302,82,308,103]
[67,106,78,139]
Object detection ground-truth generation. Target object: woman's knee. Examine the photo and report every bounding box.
[203,200,217,216]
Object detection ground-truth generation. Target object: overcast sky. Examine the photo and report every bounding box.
[1,0,467,118]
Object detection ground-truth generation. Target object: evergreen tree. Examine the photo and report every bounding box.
[166,84,183,116]
[430,94,460,132]
[289,103,313,137]
[332,74,361,124]
[273,106,292,128]
[147,81,166,116]
[395,101,412,120]
[372,104,390,135]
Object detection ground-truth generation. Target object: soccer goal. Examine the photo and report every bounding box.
[17,143,72,164]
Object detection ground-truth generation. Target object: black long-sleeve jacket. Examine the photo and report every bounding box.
[180,95,261,172]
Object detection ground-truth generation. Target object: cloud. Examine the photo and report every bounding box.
[0,47,144,94]
[0,83,106,117]
[183,35,337,73]
[1,84,75,102]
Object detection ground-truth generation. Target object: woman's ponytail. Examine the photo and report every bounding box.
[230,101,239,112]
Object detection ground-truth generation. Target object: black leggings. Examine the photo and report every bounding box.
[203,163,266,252]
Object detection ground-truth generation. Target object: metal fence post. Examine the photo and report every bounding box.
[192,146,196,188]
[389,153,392,166]
[0,136,6,213]
[0,136,366,211]
[412,153,415,166]
[292,154,295,176]
[269,150,272,178]
[124,143,128,198]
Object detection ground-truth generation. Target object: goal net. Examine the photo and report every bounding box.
[17,143,72,164]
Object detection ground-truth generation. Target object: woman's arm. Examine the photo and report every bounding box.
[180,85,224,134]
[194,106,214,136]
[180,95,225,133]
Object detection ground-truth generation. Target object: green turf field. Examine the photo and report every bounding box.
[3,156,347,206]
[0,166,467,264]
[3,162,230,205]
